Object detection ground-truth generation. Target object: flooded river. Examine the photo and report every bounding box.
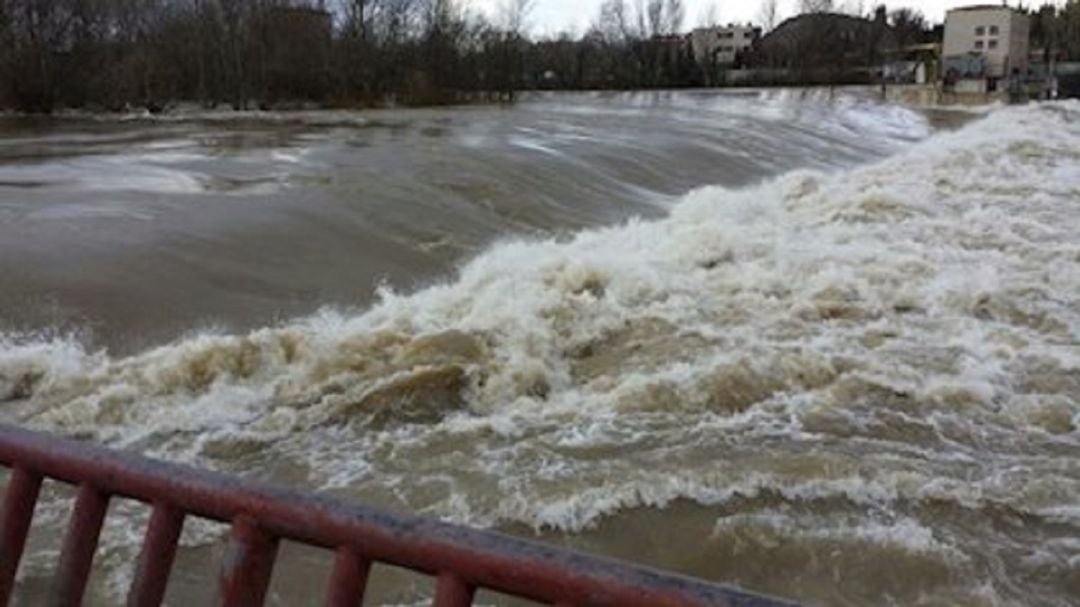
[1,91,1078,606]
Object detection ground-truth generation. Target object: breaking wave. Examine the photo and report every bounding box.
[3,100,1080,605]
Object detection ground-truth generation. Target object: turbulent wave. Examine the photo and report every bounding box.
[3,101,1080,604]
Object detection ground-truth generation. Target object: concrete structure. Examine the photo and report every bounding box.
[942,5,1030,80]
[883,43,942,84]
[690,25,759,66]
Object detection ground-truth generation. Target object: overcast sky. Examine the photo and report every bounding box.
[467,0,1061,38]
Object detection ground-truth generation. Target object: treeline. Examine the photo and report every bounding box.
[2,0,1078,114]
[0,0,541,112]
[0,0,698,113]
[1030,1,1080,61]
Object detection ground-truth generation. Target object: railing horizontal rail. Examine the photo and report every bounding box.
[0,423,796,606]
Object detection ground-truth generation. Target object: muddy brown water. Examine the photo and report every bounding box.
[4,91,1079,606]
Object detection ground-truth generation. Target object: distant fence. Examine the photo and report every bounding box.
[0,423,796,606]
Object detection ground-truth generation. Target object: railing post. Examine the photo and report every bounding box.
[0,467,43,606]
[218,516,279,607]
[52,483,110,607]
[433,573,474,607]
[127,503,185,607]
[324,547,370,607]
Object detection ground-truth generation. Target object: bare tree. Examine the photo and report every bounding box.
[634,0,647,38]
[798,0,834,13]
[646,0,662,36]
[500,0,534,35]
[1067,1,1080,60]
[664,0,684,34]
[840,0,864,17]
[596,0,632,42]
[696,3,719,28]
[757,0,777,31]
[341,0,370,40]
[889,7,927,47]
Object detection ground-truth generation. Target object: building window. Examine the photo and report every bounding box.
[989,25,999,35]
[988,39,998,49]
[975,26,985,35]
[975,40,984,50]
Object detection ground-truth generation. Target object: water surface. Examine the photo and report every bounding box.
[3,91,1078,606]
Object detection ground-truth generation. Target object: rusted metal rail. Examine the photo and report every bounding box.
[0,423,795,606]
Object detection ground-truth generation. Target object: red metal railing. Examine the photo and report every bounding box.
[0,423,795,607]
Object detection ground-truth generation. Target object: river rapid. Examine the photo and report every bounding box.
[1,90,1078,606]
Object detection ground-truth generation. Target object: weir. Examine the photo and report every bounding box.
[0,423,795,607]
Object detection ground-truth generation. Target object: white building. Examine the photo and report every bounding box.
[943,5,1030,80]
[690,25,759,66]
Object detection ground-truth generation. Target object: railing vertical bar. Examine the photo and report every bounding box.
[52,483,110,607]
[0,466,43,606]
[218,516,279,607]
[324,547,370,607]
[126,503,185,607]
[432,573,475,607]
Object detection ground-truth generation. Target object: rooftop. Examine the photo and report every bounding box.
[947,4,1021,13]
